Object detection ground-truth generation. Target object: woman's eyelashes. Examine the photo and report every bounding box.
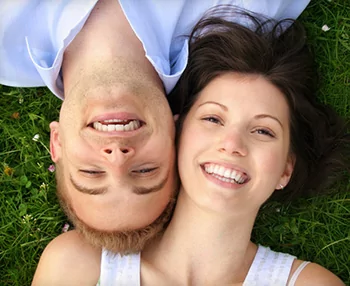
[200,114,276,138]
[202,115,223,125]
[253,128,275,138]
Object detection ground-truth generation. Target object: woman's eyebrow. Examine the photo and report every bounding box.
[198,101,228,111]
[254,114,283,128]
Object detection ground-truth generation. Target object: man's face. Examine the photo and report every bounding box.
[50,60,176,232]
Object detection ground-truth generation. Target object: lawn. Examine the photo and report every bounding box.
[1,1,349,285]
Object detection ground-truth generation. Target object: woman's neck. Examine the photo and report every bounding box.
[142,191,260,285]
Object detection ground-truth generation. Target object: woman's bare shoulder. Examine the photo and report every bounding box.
[289,259,345,286]
[32,230,101,286]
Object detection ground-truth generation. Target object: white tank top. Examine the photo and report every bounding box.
[97,251,140,286]
[98,245,310,285]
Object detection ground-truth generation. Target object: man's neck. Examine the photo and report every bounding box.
[62,0,162,100]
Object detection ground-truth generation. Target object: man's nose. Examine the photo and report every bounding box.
[100,144,135,164]
[217,129,248,157]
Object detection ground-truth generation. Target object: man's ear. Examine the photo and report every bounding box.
[49,121,62,162]
[276,154,295,190]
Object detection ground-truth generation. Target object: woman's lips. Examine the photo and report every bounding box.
[201,162,250,189]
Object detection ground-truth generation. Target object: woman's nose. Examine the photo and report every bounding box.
[218,130,248,157]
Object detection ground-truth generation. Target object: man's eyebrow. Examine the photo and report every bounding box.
[69,173,169,196]
[132,174,169,195]
[70,175,107,195]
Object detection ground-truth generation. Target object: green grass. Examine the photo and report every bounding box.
[0,87,66,285]
[0,0,349,285]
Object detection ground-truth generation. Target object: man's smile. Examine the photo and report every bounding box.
[92,119,142,132]
[86,112,147,137]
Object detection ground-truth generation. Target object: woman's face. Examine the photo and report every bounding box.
[178,73,294,214]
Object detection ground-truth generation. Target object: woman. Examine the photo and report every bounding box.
[32,10,348,286]
[137,13,348,285]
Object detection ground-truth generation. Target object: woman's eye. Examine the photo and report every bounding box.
[255,128,275,137]
[202,116,221,124]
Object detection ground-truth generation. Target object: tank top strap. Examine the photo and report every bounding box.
[243,245,296,286]
[287,261,310,286]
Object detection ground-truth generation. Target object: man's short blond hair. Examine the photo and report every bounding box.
[55,163,177,254]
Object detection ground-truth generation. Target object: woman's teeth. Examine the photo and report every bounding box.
[204,163,248,184]
[92,120,141,132]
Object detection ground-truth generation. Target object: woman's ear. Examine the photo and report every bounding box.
[276,154,295,190]
[49,121,62,163]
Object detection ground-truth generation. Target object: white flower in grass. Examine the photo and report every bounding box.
[322,25,330,32]
[40,182,47,190]
[22,214,33,224]
[32,134,40,141]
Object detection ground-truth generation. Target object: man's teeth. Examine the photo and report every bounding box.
[204,164,247,184]
[92,120,140,132]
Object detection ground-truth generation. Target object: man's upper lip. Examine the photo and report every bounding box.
[87,124,145,138]
[88,112,144,125]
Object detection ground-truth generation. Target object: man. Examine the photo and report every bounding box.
[0,0,310,254]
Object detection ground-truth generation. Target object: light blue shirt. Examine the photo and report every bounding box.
[0,0,310,100]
